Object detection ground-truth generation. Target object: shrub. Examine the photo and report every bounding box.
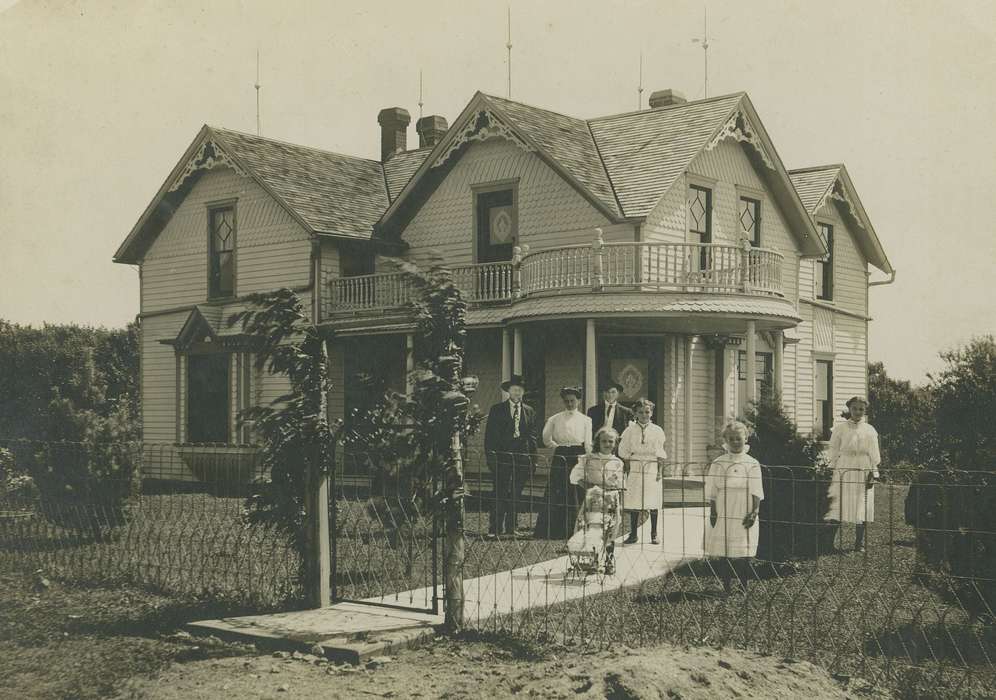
[0,447,39,513]
[905,336,996,620]
[743,394,835,561]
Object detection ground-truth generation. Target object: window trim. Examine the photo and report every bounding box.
[207,199,238,300]
[185,347,232,445]
[737,350,774,399]
[815,221,834,301]
[814,356,834,441]
[472,179,519,264]
[739,195,762,248]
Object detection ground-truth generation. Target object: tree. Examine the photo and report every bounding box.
[867,360,928,469]
[229,289,335,595]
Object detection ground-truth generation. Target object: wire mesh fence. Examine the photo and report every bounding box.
[2,437,993,695]
[0,440,300,607]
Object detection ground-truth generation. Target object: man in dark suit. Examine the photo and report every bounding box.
[587,380,634,439]
[483,375,538,538]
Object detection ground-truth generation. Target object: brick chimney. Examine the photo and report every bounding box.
[378,107,411,160]
[648,89,687,109]
[416,115,448,148]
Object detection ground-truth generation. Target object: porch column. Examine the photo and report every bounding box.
[746,320,758,404]
[714,343,727,435]
[513,327,523,375]
[405,333,415,394]
[773,329,784,397]
[684,336,695,466]
[585,319,597,411]
[501,328,512,398]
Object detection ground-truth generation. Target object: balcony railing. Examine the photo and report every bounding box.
[325,232,784,317]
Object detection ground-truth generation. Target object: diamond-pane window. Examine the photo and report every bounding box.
[740,197,760,247]
[816,222,833,300]
[689,186,711,236]
[209,206,235,298]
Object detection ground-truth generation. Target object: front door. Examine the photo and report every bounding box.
[597,337,662,422]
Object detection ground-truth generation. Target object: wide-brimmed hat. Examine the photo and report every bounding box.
[600,380,624,393]
[501,374,526,391]
[845,396,869,408]
[559,385,583,399]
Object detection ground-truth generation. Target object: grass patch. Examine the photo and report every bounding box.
[0,571,257,700]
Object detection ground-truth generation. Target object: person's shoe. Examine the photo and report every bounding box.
[484,532,499,541]
[651,535,659,545]
[623,535,638,545]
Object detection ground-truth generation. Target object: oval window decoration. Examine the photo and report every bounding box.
[617,363,645,399]
[489,206,515,244]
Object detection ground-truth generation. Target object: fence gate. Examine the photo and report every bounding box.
[328,458,440,614]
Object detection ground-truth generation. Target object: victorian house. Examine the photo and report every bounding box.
[113,88,893,480]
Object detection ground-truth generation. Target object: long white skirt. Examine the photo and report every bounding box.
[827,460,875,523]
[624,459,661,510]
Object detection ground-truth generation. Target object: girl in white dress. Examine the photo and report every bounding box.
[826,396,881,552]
[704,421,764,594]
[567,428,625,574]
[618,399,667,545]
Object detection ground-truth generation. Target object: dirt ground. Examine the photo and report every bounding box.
[113,637,888,700]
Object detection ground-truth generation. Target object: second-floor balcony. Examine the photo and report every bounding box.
[323,236,784,320]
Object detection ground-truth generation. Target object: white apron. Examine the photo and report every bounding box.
[618,421,667,511]
[826,420,881,524]
[704,451,764,558]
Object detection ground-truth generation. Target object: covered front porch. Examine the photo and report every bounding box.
[328,310,799,474]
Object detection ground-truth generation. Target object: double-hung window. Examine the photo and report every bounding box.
[816,222,833,301]
[688,184,713,270]
[209,205,236,298]
[187,353,230,444]
[815,359,834,441]
[738,350,774,406]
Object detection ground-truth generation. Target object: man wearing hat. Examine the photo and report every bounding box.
[483,375,538,539]
[587,380,634,442]
[534,385,593,540]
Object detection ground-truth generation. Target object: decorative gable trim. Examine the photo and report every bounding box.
[821,180,865,230]
[705,110,776,171]
[432,108,535,168]
[168,140,250,193]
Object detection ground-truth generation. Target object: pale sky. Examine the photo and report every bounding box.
[1,0,994,383]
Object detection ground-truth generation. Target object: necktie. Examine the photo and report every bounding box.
[606,403,614,429]
[512,402,521,438]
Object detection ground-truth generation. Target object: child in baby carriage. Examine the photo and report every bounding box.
[567,427,625,576]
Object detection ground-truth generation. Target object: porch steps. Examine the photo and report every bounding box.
[186,601,442,665]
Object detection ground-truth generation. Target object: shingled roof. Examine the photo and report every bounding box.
[588,93,744,217]
[788,165,841,215]
[117,90,855,265]
[789,164,893,273]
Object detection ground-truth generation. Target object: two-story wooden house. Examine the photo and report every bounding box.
[113,89,893,481]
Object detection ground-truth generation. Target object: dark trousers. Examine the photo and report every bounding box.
[489,443,533,535]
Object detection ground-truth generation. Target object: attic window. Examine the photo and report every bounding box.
[816,222,833,301]
[209,205,236,298]
[740,197,761,247]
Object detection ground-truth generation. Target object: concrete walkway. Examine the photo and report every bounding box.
[371,506,707,617]
[188,506,706,662]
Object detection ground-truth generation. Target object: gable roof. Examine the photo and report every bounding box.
[483,94,622,216]
[383,147,432,201]
[114,126,391,263]
[377,91,825,257]
[789,165,893,274]
[588,93,744,216]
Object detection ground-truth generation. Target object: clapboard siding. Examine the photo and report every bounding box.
[808,200,868,316]
[833,314,868,407]
[691,338,714,468]
[688,140,802,303]
[397,138,624,267]
[643,175,687,243]
[141,167,311,313]
[782,341,797,417]
[795,303,816,435]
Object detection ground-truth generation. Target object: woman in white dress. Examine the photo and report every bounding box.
[704,421,764,594]
[826,396,881,552]
[618,398,666,545]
